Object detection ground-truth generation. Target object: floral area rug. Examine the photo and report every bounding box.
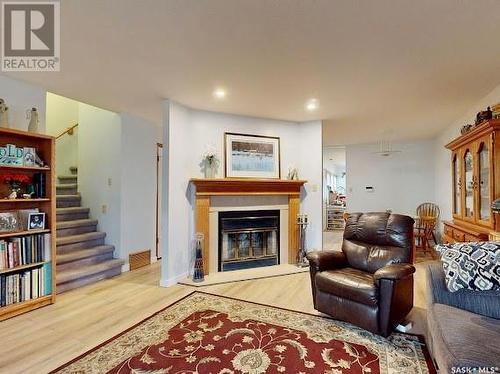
[52,291,435,374]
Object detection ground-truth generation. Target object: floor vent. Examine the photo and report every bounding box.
[129,250,151,271]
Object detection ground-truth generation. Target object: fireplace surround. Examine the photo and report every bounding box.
[218,210,280,271]
[190,178,306,274]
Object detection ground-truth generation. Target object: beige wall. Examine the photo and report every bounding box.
[0,75,46,133]
[46,93,79,176]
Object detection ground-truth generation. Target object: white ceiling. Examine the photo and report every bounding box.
[4,0,500,145]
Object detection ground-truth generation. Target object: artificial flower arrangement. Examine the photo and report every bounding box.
[202,147,219,178]
[2,173,31,199]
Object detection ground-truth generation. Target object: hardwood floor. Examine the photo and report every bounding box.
[0,261,431,374]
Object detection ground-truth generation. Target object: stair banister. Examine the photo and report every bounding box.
[56,123,78,140]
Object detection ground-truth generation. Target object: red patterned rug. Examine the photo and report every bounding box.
[53,292,435,373]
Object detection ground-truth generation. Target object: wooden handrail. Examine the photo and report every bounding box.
[56,123,78,139]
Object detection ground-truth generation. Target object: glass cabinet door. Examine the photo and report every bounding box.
[477,138,492,225]
[463,149,474,220]
[452,153,461,217]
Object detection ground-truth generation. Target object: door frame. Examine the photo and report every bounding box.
[155,142,163,259]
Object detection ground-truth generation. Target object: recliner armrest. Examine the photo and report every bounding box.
[374,263,415,283]
[306,250,347,272]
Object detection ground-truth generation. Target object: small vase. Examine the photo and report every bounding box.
[0,109,9,128]
[27,108,39,133]
[204,163,216,179]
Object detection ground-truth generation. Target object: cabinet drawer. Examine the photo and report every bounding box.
[442,234,454,244]
[452,231,465,242]
[465,234,479,242]
[443,225,453,237]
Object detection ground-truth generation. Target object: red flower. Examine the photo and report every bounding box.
[2,173,32,185]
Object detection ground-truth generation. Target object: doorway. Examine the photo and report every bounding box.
[323,146,347,250]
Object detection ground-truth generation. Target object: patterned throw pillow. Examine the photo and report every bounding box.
[434,242,500,292]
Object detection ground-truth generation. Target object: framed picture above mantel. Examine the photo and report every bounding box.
[224,132,281,179]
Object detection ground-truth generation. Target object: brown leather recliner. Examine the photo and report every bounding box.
[307,212,415,337]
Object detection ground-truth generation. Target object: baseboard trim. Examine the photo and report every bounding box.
[160,272,188,287]
[122,257,157,273]
[121,263,130,273]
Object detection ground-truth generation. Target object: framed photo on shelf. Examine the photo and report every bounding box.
[0,211,20,233]
[28,212,45,230]
[224,132,281,179]
[23,147,37,167]
[18,208,39,230]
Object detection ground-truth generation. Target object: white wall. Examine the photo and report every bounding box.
[45,93,79,176]
[297,121,323,250]
[120,113,160,266]
[161,101,192,285]
[160,101,323,286]
[346,140,436,216]
[0,75,46,133]
[1,76,163,272]
[434,83,500,230]
[78,103,122,255]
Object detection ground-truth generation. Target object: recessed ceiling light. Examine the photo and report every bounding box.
[306,98,319,111]
[213,88,226,99]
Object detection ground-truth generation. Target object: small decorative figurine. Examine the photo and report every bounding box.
[460,124,473,135]
[475,106,493,126]
[492,103,500,119]
[0,98,9,128]
[34,152,46,167]
[192,233,205,282]
[27,107,39,133]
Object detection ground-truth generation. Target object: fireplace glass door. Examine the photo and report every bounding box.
[219,210,279,271]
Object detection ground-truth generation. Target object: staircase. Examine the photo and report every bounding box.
[56,167,124,293]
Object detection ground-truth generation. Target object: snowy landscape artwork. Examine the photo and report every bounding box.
[225,133,280,179]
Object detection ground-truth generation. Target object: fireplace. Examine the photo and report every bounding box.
[218,210,280,272]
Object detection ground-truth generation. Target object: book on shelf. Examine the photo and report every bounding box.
[0,128,54,318]
[33,172,46,198]
[0,233,51,270]
[0,263,51,307]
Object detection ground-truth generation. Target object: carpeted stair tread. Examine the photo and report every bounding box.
[57,218,98,229]
[56,259,125,284]
[55,165,123,293]
[58,175,78,180]
[57,231,106,246]
[57,176,78,185]
[56,193,82,208]
[57,207,89,214]
[57,245,115,265]
[56,194,81,200]
[56,183,78,189]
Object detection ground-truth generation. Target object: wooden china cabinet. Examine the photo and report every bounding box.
[443,119,500,243]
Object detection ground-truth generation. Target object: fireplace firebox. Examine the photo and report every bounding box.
[218,210,280,272]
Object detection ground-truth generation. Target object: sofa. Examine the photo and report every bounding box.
[307,212,415,337]
[426,261,500,372]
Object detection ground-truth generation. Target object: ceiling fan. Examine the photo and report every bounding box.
[372,140,401,157]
